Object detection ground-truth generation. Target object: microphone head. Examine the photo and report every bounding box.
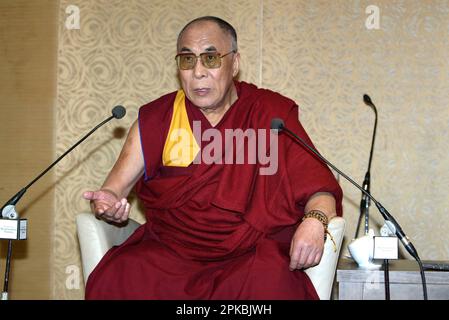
[270,118,285,132]
[112,105,126,119]
[363,94,374,107]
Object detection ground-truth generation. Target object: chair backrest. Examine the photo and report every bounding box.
[76,213,141,284]
[304,216,346,300]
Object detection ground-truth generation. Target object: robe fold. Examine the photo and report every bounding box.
[85,81,343,300]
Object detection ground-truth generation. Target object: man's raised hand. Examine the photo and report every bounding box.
[82,189,130,223]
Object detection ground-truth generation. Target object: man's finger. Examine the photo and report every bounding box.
[304,252,317,269]
[113,200,127,220]
[83,191,95,200]
[84,190,108,201]
[101,201,121,218]
[119,203,131,222]
[289,247,302,271]
[314,249,323,265]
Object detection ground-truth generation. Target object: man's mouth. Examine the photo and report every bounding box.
[193,88,211,96]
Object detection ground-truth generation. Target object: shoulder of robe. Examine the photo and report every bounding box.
[138,91,178,124]
[240,82,298,118]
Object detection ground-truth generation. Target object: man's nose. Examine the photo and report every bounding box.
[193,58,207,79]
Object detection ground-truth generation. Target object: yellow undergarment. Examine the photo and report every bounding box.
[162,90,200,167]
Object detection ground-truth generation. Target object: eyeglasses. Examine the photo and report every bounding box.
[175,50,236,70]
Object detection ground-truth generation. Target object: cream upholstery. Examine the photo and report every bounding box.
[75,213,140,285]
[304,216,346,299]
[76,213,345,299]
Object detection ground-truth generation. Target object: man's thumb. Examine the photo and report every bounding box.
[82,191,96,200]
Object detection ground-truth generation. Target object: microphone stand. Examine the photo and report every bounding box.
[0,106,125,300]
[273,119,428,300]
[354,94,378,238]
[384,259,390,300]
[354,95,390,299]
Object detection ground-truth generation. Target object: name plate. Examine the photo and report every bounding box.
[373,236,398,260]
[0,219,27,240]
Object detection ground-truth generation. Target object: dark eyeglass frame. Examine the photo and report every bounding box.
[175,50,236,70]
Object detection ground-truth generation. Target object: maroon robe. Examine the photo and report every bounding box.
[85,81,343,300]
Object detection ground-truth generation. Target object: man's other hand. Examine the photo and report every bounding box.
[289,218,325,270]
[82,189,130,223]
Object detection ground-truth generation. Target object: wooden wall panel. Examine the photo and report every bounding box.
[0,0,58,299]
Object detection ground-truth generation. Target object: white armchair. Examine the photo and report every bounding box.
[304,216,346,299]
[76,213,140,285]
[76,214,345,299]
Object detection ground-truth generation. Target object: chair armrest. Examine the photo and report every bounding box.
[76,213,141,284]
[304,216,346,300]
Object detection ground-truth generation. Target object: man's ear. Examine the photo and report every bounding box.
[232,52,240,78]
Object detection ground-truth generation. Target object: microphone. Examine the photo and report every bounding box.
[1,106,127,217]
[270,118,285,131]
[355,94,378,238]
[363,94,375,107]
[270,118,419,261]
[112,105,126,119]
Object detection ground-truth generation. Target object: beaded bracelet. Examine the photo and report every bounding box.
[302,210,337,252]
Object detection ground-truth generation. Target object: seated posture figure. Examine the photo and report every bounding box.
[83,16,343,300]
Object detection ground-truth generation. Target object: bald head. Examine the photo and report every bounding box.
[177,16,238,52]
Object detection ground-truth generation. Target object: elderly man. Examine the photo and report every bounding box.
[83,16,342,299]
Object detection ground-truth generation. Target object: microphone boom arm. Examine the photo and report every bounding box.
[1,113,118,212]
